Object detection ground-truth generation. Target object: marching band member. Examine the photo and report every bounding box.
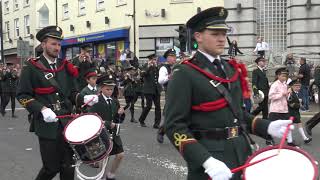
[164,7,293,180]
[156,48,177,143]
[89,74,125,180]
[16,26,98,180]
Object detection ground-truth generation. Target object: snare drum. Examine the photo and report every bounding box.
[243,145,319,180]
[64,113,113,164]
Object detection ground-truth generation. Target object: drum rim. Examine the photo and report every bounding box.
[243,145,319,180]
[81,139,114,164]
[63,113,104,144]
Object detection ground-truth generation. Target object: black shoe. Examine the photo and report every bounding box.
[130,118,138,123]
[304,137,312,144]
[157,133,164,143]
[12,114,17,118]
[266,140,274,146]
[287,142,298,147]
[140,123,147,127]
[106,177,115,180]
[153,125,160,129]
[1,110,5,116]
[305,126,312,136]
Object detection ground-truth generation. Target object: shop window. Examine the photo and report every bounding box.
[72,47,80,58]
[106,42,116,64]
[65,48,73,60]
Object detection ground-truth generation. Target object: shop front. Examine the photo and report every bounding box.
[61,28,130,65]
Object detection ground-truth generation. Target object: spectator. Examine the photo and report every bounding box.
[254,37,269,58]
[227,37,243,58]
[285,53,296,77]
[296,57,311,111]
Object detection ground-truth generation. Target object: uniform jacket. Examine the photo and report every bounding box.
[288,90,301,122]
[141,64,162,95]
[252,67,270,95]
[89,95,125,145]
[1,70,18,93]
[122,78,135,97]
[72,56,96,90]
[164,52,271,180]
[16,55,83,139]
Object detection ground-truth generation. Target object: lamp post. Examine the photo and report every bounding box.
[126,0,136,57]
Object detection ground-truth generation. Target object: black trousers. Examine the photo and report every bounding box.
[124,96,135,119]
[138,94,161,126]
[35,127,74,180]
[305,112,320,130]
[1,92,16,115]
[134,92,145,109]
[252,95,268,119]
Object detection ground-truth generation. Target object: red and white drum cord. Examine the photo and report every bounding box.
[75,157,109,180]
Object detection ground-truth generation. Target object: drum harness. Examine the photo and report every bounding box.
[31,59,111,180]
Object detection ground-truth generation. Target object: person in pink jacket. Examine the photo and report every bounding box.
[268,68,297,146]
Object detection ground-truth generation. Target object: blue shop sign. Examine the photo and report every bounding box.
[61,28,129,46]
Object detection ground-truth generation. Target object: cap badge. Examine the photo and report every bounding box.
[219,9,225,17]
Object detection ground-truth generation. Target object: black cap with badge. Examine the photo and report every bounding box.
[97,74,116,86]
[163,49,176,59]
[186,7,229,33]
[36,26,63,42]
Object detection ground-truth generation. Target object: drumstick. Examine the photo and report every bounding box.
[278,116,294,153]
[81,97,95,108]
[230,154,278,174]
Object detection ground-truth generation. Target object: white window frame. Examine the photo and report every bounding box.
[78,0,86,16]
[14,0,19,10]
[96,0,105,11]
[14,18,20,38]
[24,15,30,36]
[116,0,127,6]
[4,1,10,13]
[62,3,69,19]
[24,0,30,7]
[5,21,10,40]
[170,0,193,3]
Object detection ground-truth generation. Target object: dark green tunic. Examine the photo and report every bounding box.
[16,55,83,139]
[164,52,270,180]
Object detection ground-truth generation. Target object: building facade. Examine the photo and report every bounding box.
[225,0,320,64]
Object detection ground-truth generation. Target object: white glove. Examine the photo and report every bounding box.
[84,95,99,106]
[203,157,232,180]
[267,120,294,138]
[41,108,58,123]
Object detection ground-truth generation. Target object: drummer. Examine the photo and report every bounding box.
[164,7,293,180]
[16,26,98,180]
[89,74,125,180]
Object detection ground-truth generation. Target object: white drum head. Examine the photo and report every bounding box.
[244,148,316,180]
[64,114,102,143]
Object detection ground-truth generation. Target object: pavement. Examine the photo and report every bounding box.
[0,100,319,180]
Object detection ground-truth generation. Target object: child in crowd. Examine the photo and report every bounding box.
[268,68,296,146]
[288,80,312,144]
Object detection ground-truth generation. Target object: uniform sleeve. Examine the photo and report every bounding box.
[252,70,258,90]
[158,66,169,85]
[16,64,44,113]
[164,65,212,168]
[243,111,271,139]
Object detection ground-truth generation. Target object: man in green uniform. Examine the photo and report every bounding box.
[1,62,19,117]
[138,54,162,128]
[16,26,98,180]
[72,44,96,91]
[164,7,292,180]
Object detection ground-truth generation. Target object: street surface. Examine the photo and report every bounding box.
[0,101,319,180]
